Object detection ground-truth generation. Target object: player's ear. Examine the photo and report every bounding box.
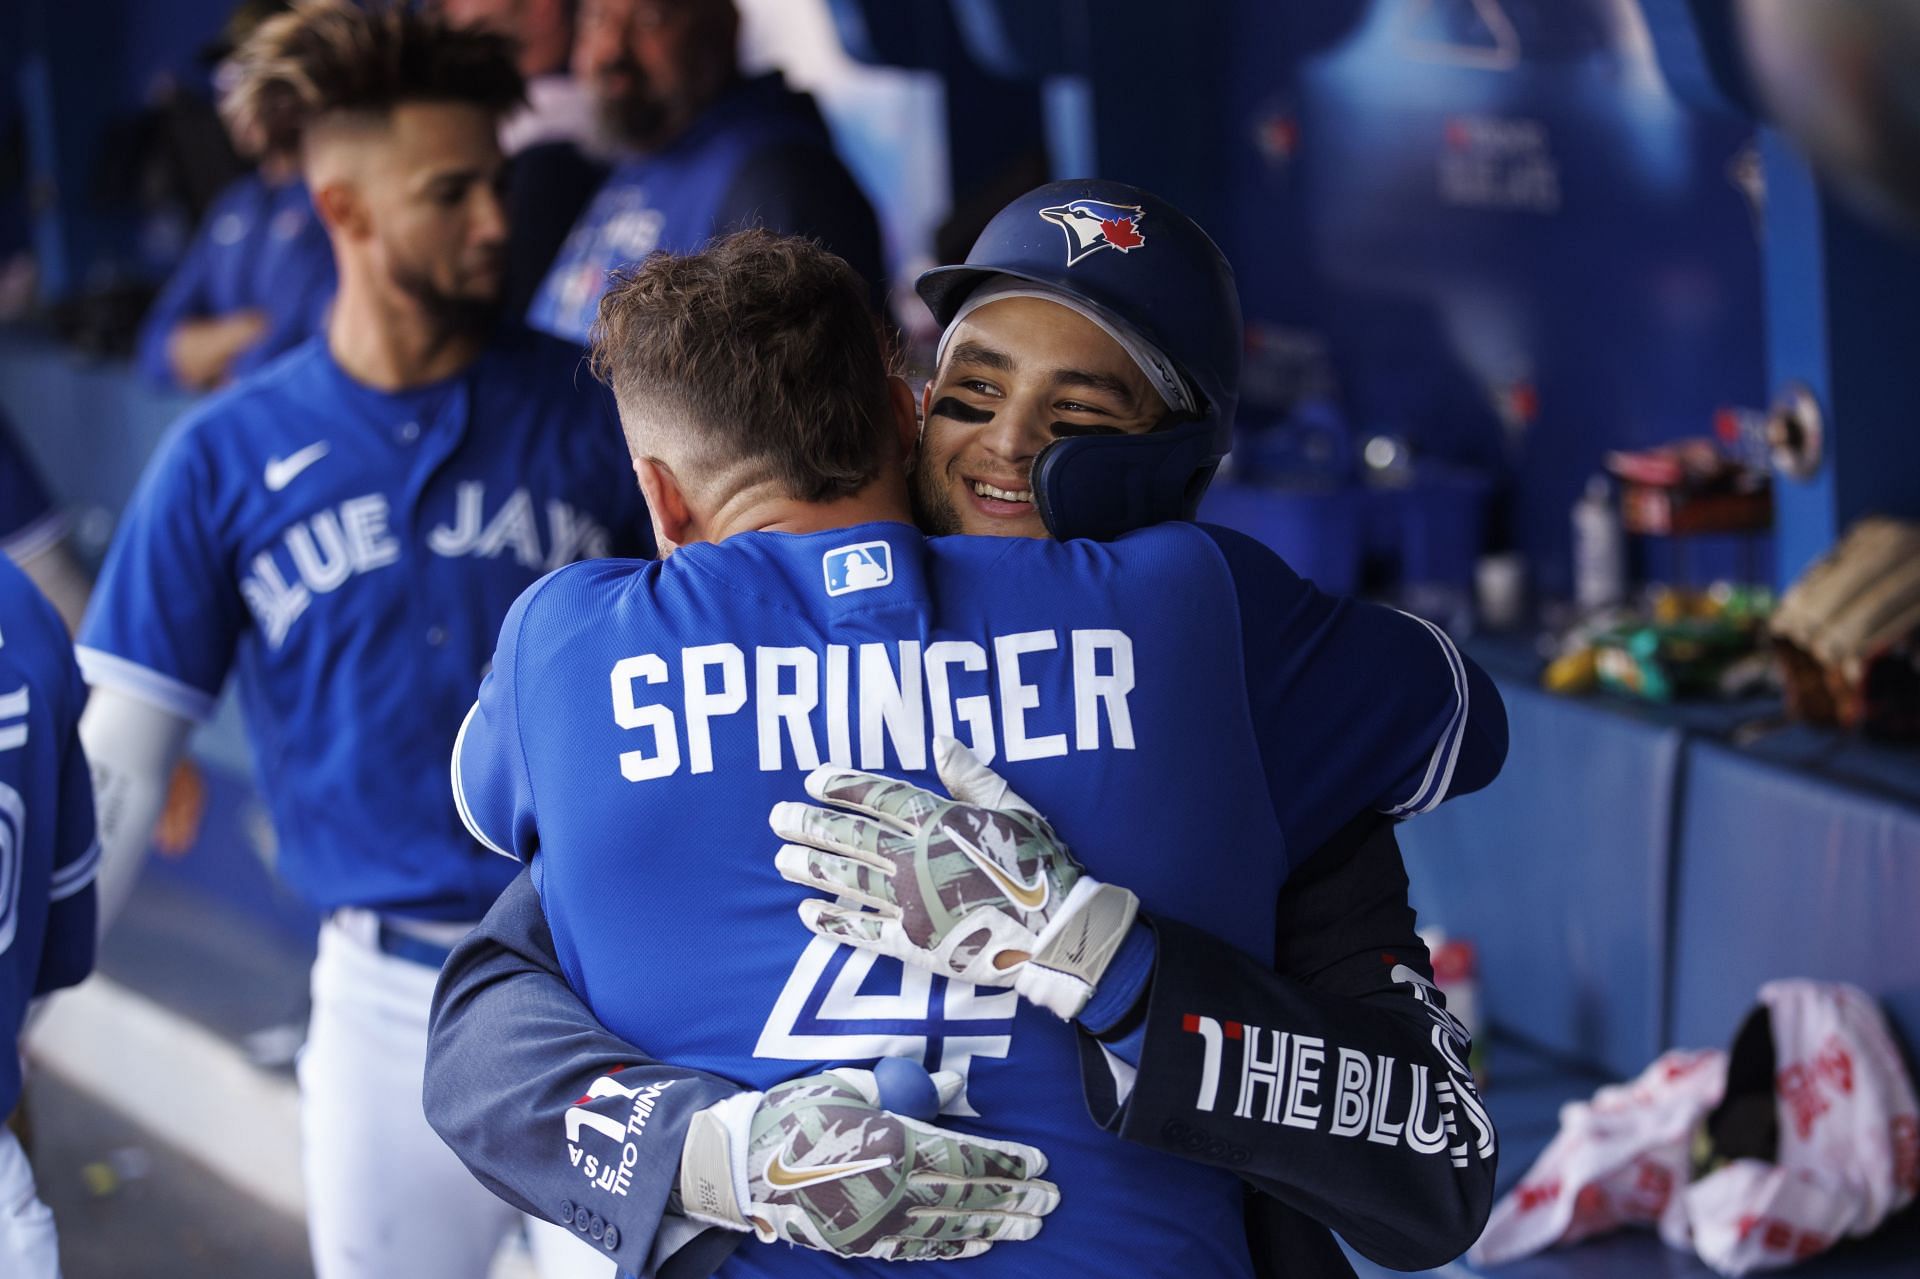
[918,378,934,444]
[635,457,693,555]
[311,179,368,241]
[887,376,918,470]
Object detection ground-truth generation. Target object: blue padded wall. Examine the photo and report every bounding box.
[1670,741,1920,1056]
[1397,677,1680,1079]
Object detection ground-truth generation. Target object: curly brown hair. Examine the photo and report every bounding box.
[222,0,524,153]
[589,230,897,503]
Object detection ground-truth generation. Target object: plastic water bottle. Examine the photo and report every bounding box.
[1572,475,1625,611]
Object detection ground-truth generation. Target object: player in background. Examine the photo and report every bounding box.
[433,0,611,317]
[135,0,336,392]
[527,0,885,343]
[75,5,642,1276]
[435,223,1505,1276]
[0,559,100,1278]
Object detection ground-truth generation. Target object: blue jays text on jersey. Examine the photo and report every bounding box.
[454,521,1504,1278]
[0,558,98,1118]
[79,327,648,920]
[135,174,337,390]
[527,72,881,344]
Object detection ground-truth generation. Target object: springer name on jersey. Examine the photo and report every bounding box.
[454,520,1501,1278]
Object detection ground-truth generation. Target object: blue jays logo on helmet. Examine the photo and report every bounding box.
[1040,199,1148,266]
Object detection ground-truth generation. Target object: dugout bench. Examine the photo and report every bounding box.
[1343,649,1920,1277]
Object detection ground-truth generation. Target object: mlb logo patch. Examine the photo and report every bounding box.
[823,542,894,597]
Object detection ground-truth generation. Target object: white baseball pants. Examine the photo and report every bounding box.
[301,912,614,1279]
[0,1124,59,1278]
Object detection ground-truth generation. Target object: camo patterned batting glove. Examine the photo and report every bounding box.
[770,735,1139,1020]
[678,1067,1059,1260]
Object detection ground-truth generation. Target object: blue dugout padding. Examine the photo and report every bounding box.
[0,331,191,540]
[1669,740,1920,1057]
[1397,675,1680,1081]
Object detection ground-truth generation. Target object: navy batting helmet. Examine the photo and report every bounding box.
[916,179,1242,541]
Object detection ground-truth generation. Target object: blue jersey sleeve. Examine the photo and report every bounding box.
[1198,524,1507,861]
[0,570,98,1000]
[76,421,244,720]
[453,579,547,864]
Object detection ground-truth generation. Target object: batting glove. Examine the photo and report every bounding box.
[770,735,1139,1020]
[679,1067,1059,1260]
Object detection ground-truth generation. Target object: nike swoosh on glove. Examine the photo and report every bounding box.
[770,735,1139,1020]
[679,1067,1059,1260]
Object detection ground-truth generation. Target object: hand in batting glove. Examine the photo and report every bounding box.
[770,735,1139,1020]
[679,1066,1059,1260]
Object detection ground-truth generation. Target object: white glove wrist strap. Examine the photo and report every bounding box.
[1017,879,1139,1019]
[679,1091,759,1233]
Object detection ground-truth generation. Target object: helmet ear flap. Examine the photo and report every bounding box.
[1033,424,1221,541]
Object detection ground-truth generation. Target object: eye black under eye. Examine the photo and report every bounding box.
[1049,421,1125,438]
[930,396,994,425]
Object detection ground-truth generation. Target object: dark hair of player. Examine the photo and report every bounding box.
[588,230,898,504]
[222,0,526,153]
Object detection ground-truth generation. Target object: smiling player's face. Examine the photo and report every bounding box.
[912,297,1163,538]
[362,102,510,314]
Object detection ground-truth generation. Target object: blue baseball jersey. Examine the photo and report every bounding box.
[455,520,1503,1277]
[79,326,648,919]
[0,557,98,1117]
[135,174,337,390]
[0,413,65,564]
[528,73,882,343]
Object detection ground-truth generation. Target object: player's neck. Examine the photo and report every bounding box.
[326,275,488,392]
[700,477,914,544]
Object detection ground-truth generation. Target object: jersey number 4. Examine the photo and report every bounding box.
[755,937,1017,1116]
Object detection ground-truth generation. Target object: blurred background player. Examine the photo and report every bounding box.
[133,0,336,392]
[528,0,885,342]
[0,557,100,1278]
[428,192,1502,1278]
[73,4,643,1275]
[434,0,612,317]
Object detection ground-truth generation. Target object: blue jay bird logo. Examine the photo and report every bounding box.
[822,542,894,597]
[1038,200,1148,266]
